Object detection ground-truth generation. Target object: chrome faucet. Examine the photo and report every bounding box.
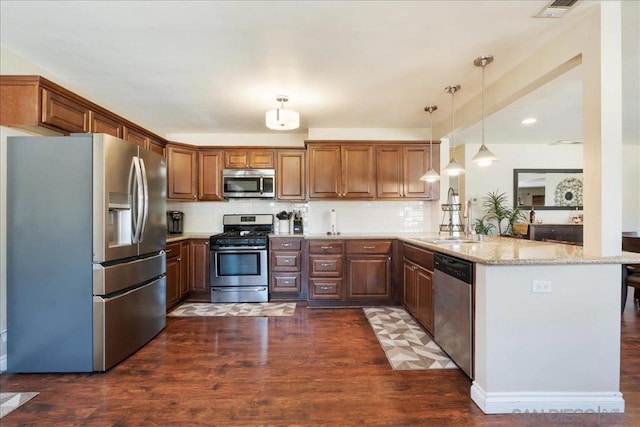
[464,199,472,238]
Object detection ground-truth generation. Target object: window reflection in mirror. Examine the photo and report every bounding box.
[513,169,583,210]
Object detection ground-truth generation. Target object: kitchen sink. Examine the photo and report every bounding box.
[413,237,480,244]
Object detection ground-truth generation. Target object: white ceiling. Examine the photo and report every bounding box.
[0,0,635,144]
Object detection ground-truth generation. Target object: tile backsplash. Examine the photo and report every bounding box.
[167,199,440,234]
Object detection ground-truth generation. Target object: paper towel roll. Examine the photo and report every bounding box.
[330,209,337,232]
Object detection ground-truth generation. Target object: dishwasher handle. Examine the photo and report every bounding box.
[434,253,473,284]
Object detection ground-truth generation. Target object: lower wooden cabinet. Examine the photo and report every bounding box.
[189,239,211,296]
[270,237,305,299]
[165,241,188,312]
[402,243,435,334]
[345,240,392,301]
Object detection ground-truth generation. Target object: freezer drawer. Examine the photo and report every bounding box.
[93,277,166,371]
[93,252,165,295]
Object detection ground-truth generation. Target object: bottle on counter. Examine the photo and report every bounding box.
[529,205,536,224]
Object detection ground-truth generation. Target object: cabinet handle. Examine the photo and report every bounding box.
[282,243,292,247]
[320,286,332,291]
[283,259,292,263]
[166,249,173,253]
[282,280,292,285]
[320,246,333,250]
[321,263,331,267]
[363,246,375,249]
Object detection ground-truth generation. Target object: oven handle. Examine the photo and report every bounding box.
[211,246,267,251]
[211,287,268,292]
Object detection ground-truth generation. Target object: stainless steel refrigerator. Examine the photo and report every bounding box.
[7,133,167,372]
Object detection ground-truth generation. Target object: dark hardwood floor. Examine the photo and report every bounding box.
[1,294,638,426]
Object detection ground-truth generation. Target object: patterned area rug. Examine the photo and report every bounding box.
[168,302,296,317]
[364,307,458,370]
[0,392,38,418]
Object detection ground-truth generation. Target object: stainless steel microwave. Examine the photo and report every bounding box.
[222,169,276,199]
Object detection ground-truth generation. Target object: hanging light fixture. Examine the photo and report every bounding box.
[472,55,499,167]
[420,105,440,182]
[443,85,465,176]
[265,95,300,130]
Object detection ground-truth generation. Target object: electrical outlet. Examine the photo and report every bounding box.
[532,280,552,293]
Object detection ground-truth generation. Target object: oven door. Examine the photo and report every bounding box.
[210,246,268,288]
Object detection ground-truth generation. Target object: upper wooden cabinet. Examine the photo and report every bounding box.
[377,144,440,200]
[277,150,306,200]
[307,143,375,199]
[224,149,275,169]
[167,144,198,201]
[0,75,167,153]
[198,149,223,201]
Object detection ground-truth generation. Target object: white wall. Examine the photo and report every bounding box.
[463,143,584,225]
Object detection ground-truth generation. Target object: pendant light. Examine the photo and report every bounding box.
[472,55,499,167]
[420,105,440,182]
[443,85,465,176]
[265,95,300,130]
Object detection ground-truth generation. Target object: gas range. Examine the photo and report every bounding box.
[209,214,273,303]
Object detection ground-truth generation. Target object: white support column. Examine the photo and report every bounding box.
[582,1,623,256]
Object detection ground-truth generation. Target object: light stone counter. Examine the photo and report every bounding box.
[166,233,213,243]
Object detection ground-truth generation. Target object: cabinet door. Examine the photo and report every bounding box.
[198,149,223,201]
[404,145,440,200]
[376,146,404,198]
[179,242,190,297]
[224,150,248,168]
[403,261,418,314]
[277,150,306,200]
[167,145,198,201]
[342,145,375,198]
[123,126,148,149]
[415,266,434,334]
[249,150,275,168]
[189,239,210,292]
[41,88,90,133]
[90,111,123,138]
[148,137,166,157]
[307,145,341,198]
[346,255,390,299]
[166,256,181,311]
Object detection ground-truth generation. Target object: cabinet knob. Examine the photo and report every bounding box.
[193,194,197,199]
[177,257,181,261]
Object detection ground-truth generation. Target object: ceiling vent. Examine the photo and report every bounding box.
[534,0,579,18]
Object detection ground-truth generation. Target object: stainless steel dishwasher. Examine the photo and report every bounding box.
[433,252,473,379]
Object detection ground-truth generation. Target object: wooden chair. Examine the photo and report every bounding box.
[622,235,640,311]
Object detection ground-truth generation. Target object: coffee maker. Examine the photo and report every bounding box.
[166,211,184,234]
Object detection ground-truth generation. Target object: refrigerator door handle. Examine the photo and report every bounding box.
[138,157,149,242]
[131,156,144,243]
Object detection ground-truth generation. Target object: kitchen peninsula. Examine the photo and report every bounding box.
[170,231,638,414]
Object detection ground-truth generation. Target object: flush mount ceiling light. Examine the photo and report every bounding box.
[265,95,300,130]
[443,85,465,176]
[420,105,440,182]
[521,117,537,125]
[471,55,499,167]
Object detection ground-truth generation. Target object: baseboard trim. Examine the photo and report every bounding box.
[471,382,625,414]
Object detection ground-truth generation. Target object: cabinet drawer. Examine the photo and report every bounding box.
[346,240,392,254]
[309,278,342,299]
[270,238,302,251]
[309,240,343,254]
[271,252,301,272]
[403,243,434,271]
[165,242,181,260]
[271,273,301,293]
[309,255,342,276]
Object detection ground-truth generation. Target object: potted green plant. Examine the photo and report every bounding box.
[480,190,526,236]
[473,215,495,236]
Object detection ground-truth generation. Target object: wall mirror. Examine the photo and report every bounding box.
[513,169,583,210]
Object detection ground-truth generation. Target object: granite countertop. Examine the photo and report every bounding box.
[165,231,640,266]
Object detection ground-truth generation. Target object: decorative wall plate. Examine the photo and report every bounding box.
[554,177,583,206]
